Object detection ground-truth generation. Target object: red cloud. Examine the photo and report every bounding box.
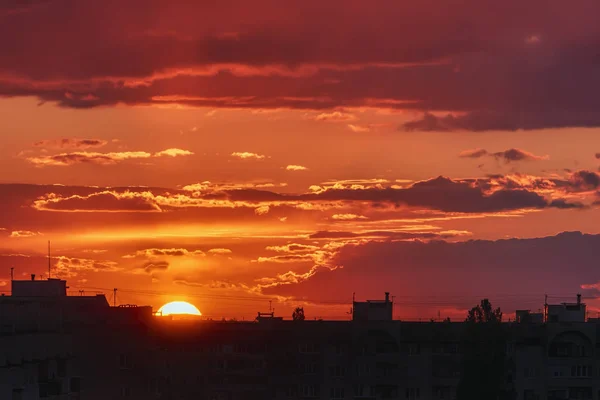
[33,138,108,149]
[26,148,193,166]
[0,1,598,130]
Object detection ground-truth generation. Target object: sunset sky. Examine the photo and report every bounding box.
[2,0,600,320]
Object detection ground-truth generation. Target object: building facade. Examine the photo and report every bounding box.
[2,280,600,400]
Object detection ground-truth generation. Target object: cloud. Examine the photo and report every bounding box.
[0,1,600,130]
[182,181,287,192]
[33,190,163,212]
[254,205,270,215]
[29,171,589,215]
[286,165,307,171]
[254,254,318,263]
[331,213,367,221]
[347,124,370,132]
[402,110,600,132]
[231,152,266,160]
[595,153,600,159]
[459,148,489,158]
[308,229,469,240]
[124,248,205,258]
[10,230,42,238]
[33,138,108,149]
[261,232,600,316]
[26,148,193,166]
[154,148,194,157]
[265,244,320,253]
[459,148,548,163]
[139,260,169,273]
[54,256,120,277]
[313,111,356,122]
[208,248,233,255]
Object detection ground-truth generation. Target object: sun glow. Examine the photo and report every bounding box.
[157,301,202,316]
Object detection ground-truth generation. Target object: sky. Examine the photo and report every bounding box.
[2,0,600,321]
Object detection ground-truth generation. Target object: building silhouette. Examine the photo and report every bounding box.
[1,278,600,400]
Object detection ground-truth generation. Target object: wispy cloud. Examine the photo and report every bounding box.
[459,148,549,163]
[286,165,307,171]
[231,152,266,160]
[331,213,368,220]
[26,148,194,167]
[10,230,42,238]
[123,248,205,258]
[33,138,108,149]
[313,111,356,122]
[347,124,370,132]
[208,248,233,255]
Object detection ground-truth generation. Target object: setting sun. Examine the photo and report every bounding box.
[157,301,202,316]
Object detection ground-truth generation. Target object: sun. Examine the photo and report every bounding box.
[157,301,202,316]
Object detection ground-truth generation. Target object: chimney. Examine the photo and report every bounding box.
[385,292,390,302]
[31,274,36,281]
[577,294,581,305]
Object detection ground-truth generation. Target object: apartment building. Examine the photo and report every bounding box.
[3,278,600,400]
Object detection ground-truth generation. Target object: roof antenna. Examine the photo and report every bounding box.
[48,240,51,279]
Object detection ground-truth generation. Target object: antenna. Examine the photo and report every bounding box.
[113,288,117,307]
[47,241,51,279]
[10,267,14,281]
[269,300,272,312]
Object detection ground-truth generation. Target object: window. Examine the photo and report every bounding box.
[523,390,536,400]
[406,388,420,399]
[356,364,371,376]
[57,358,66,378]
[120,387,131,397]
[299,343,317,353]
[222,344,233,354]
[570,365,592,377]
[12,389,23,400]
[70,377,81,393]
[302,385,318,398]
[285,386,297,398]
[407,344,420,355]
[330,365,346,377]
[524,367,539,378]
[433,387,451,399]
[330,387,345,399]
[300,363,316,374]
[213,359,226,370]
[119,354,131,369]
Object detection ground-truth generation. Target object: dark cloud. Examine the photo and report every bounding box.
[0,1,598,130]
[262,232,600,314]
[33,191,162,212]
[299,176,581,213]
[403,111,600,132]
[459,148,488,158]
[140,261,169,273]
[459,148,547,162]
[568,170,600,191]
[308,230,467,240]
[33,138,108,149]
[26,148,192,167]
[25,173,590,215]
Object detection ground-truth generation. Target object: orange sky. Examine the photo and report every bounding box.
[2,1,600,321]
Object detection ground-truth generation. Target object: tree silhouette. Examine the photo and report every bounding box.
[292,307,305,321]
[466,298,502,323]
[457,299,514,400]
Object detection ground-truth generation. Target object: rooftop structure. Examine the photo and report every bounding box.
[11,275,67,297]
[352,292,393,322]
